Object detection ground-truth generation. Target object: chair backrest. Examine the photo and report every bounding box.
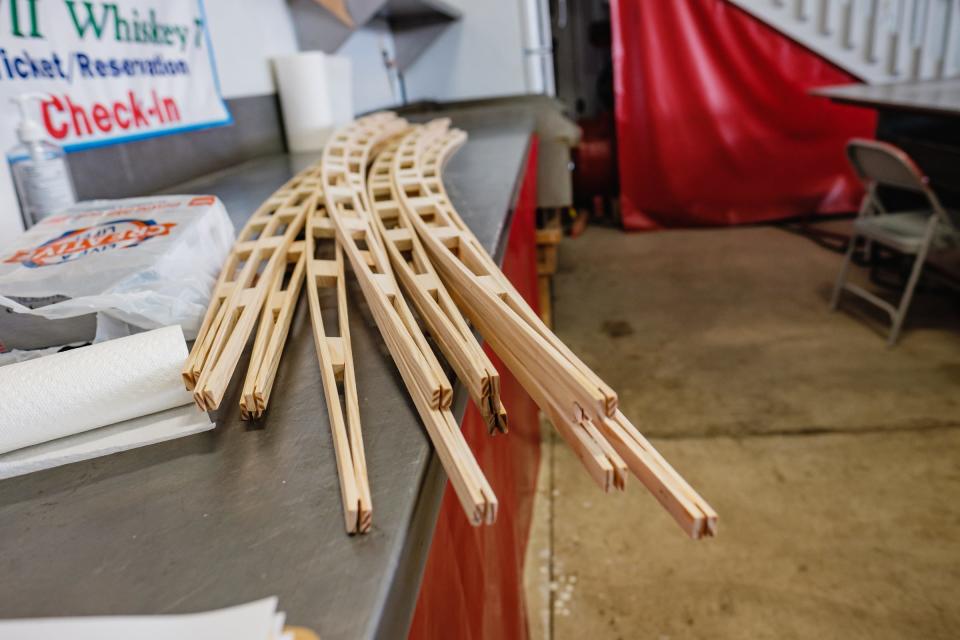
[845,139,928,192]
[846,138,958,230]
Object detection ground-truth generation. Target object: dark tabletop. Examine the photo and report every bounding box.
[0,115,533,640]
[812,78,960,118]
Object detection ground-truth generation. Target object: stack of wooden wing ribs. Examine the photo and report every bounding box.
[182,112,717,539]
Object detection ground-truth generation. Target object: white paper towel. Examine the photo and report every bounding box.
[0,325,194,454]
[273,51,353,152]
[0,404,212,480]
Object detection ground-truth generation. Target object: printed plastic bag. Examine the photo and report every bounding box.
[0,195,234,350]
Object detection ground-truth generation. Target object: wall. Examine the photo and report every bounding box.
[338,20,402,114]
[204,0,298,99]
[403,0,528,103]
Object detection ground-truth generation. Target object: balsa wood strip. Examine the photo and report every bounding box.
[602,411,718,539]
[182,157,375,533]
[184,162,339,394]
[393,120,717,539]
[187,186,310,411]
[322,116,452,412]
[183,182,305,389]
[454,283,624,492]
[322,114,497,525]
[367,131,508,434]
[305,193,372,535]
[240,240,307,420]
[394,156,611,426]
[419,127,621,417]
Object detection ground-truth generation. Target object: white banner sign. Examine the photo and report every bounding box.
[0,0,230,152]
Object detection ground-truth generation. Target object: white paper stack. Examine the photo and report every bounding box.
[0,597,292,640]
[0,325,213,478]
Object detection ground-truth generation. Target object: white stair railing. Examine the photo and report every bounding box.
[728,0,960,83]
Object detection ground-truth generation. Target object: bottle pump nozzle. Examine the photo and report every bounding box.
[11,93,49,144]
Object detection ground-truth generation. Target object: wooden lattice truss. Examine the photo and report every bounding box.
[320,114,498,525]
[183,161,375,533]
[389,119,718,539]
[182,111,717,539]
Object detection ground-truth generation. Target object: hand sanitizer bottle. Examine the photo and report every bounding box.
[8,93,76,228]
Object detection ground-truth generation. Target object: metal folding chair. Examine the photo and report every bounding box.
[830,139,960,346]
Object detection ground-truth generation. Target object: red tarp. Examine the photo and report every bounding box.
[610,0,877,230]
[409,139,542,640]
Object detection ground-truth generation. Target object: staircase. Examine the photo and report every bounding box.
[727,0,960,83]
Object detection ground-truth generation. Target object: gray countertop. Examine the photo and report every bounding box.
[0,116,534,639]
[812,78,960,118]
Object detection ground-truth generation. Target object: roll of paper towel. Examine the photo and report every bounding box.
[0,325,194,454]
[273,51,353,152]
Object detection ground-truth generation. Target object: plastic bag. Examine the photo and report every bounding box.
[0,195,234,350]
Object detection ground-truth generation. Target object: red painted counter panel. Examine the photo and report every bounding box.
[409,138,541,640]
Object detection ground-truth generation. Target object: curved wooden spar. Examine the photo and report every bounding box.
[304,177,372,534]
[183,157,374,534]
[321,114,451,410]
[322,113,497,525]
[392,121,718,539]
[239,240,307,420]
[367,130,508,434]
[184,168,310,411]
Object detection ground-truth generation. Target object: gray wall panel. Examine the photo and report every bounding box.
[69,94,286,201]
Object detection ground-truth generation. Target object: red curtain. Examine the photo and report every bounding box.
[611,0,877,230]
[409,139,541,640]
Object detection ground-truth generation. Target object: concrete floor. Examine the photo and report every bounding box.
[524,225,960,640]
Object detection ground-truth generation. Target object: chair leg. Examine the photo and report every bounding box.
[831,234,858,311]
[887,246,930,347]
